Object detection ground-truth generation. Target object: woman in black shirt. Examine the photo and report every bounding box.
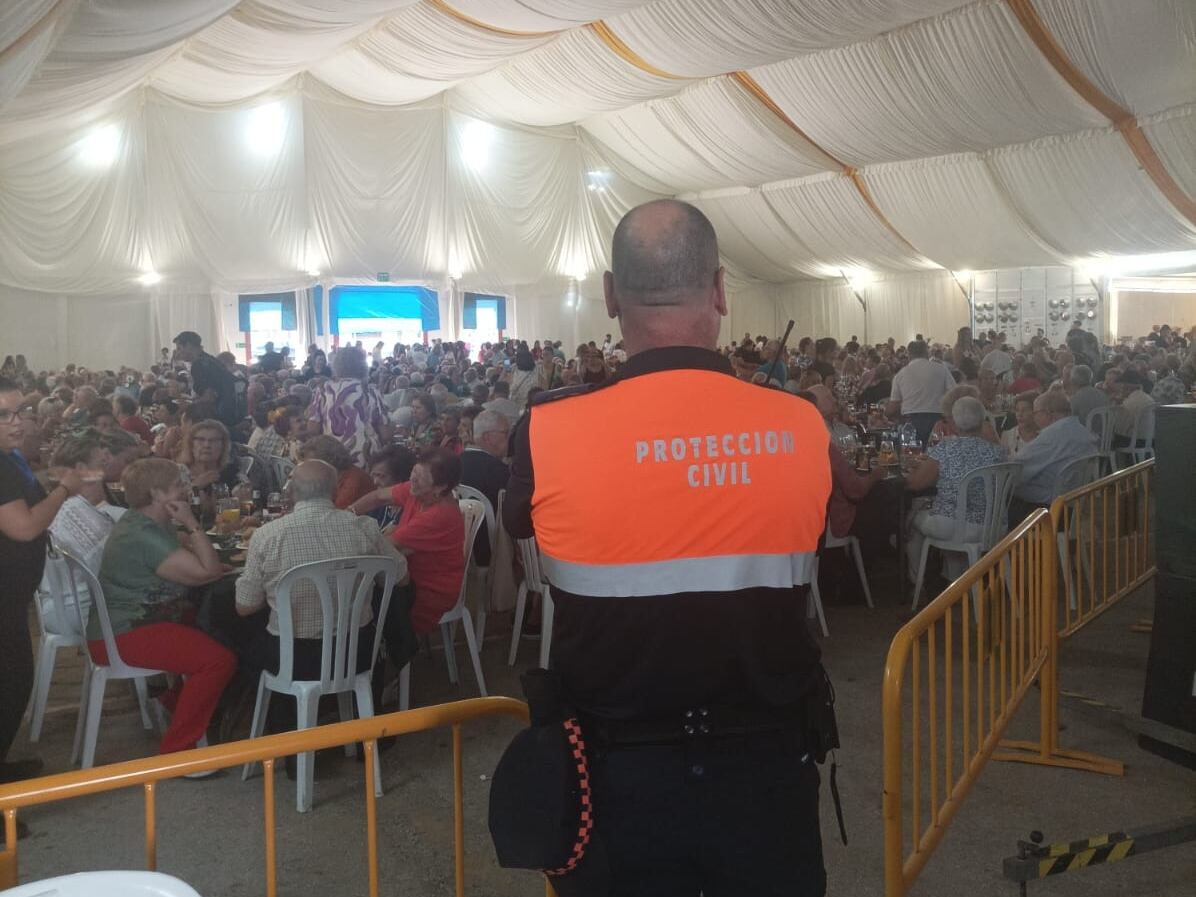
[0,379,83,806]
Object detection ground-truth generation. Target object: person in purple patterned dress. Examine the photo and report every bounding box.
[305,346,389,468]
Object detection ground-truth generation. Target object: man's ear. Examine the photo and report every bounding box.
[604,271,620,320]
[713,266,728,318]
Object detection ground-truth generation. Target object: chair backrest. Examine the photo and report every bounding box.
[40,544,89,643]
[1053,453,1102,499]
[1131,403,1156,447]
[516,536,548,594]
[459,498,485,566]
[952,462,1022,549]
[1085,406,1114,454]
[269,455,295,492]
[52,548,139,674]
[455,485,496,565]
[272,556,399,690]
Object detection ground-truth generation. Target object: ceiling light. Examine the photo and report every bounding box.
[953,269,975,280]
[841,266,873,290]
[246,102,285,157]
[461,119,495,172]
[305,268,321,277]
[78,125,120,168]
[139,270,161,286]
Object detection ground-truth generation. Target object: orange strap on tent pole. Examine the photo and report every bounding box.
[731,70,925,256]
[587,22,687,80]
[427,0,553,37]
[1005,0,1196,227]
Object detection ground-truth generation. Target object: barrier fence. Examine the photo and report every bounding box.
[998,460,1155,777]
[884,461,1156,896]
[883,510,1054,897]
[0,697,537,897]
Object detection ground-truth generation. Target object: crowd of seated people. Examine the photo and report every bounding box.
[0,318,1190,807]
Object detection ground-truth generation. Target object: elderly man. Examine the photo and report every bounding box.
[1010,391,1098,523]
[230,460,409,692]
[1066,364,1108,424]
[1111,371,1154,443]
[886,339,956,444]
[483,380,522,423]
[460,410,509,566]
[808,384,856,443]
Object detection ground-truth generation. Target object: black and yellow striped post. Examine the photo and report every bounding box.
[1003,817,1196,891]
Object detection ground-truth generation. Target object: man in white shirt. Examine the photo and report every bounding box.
[885,340,956,445]
[980,343,1013,381]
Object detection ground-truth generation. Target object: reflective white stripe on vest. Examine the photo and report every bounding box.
[539,551,817,597]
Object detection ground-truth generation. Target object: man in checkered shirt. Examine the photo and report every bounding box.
[233,459,407,684]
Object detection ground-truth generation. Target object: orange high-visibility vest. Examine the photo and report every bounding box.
[528,367,831,597]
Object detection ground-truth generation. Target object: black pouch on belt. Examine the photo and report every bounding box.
[488,669,610,892]
[804,662,841,764]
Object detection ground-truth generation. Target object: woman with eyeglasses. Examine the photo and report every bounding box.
[0,377,83,831]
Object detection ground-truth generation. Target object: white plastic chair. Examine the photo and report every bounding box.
[269,455,295,492]
[31,548,154,745]
[806,559,830,639]
[241,555,399,813]
[1114,404,1155,468]
[1,870,202,897]
[1053,453,1102,611]
[397,500,486,710]
[508,537,554,670]
[911,462,1021,610]
[1084,406,1116,475]
[50,552,171,769]
[824,531,874,609]
[455,484,496,642]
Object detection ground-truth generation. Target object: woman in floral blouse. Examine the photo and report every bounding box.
[305,346,389,468]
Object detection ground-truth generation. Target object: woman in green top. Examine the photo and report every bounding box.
[93,458,235,759]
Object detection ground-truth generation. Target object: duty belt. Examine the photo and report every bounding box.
[581,705,804,749]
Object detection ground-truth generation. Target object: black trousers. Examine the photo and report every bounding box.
[553,733,825,897]
[0,591,35,764]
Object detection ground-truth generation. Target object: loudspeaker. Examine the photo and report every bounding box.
[1139,573,1196,767]
[1153,404,1196,579]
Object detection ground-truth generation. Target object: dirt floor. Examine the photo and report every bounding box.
[6,566,1195,897]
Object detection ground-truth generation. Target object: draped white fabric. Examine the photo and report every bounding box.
[0,0,1193,358]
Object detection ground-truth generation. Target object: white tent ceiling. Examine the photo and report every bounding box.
[1,0,1194,300]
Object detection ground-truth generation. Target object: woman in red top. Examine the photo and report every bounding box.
[351,449,464,633]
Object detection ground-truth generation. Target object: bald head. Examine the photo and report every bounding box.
[609,200,719,305]
[290,459,338,503]
[604,200,727,355]
[808,384,836,420]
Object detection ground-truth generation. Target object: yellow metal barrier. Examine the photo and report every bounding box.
[1051,460,1154,639]
[883,510,1053,897]
[996,460,1155,777]
[0,697,533,896]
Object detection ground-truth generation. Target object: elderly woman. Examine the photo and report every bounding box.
[248,401,301,460]
[305,345,389,468]
[904,397,1005,583]
[1000,390,1040,455]
[348,448,465,634]
[178,419,241,492]
[48,431,125,581]
[928,384,999,444]
[297,434,374,509]
[93,459,234,760]
[409,394,443,449]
